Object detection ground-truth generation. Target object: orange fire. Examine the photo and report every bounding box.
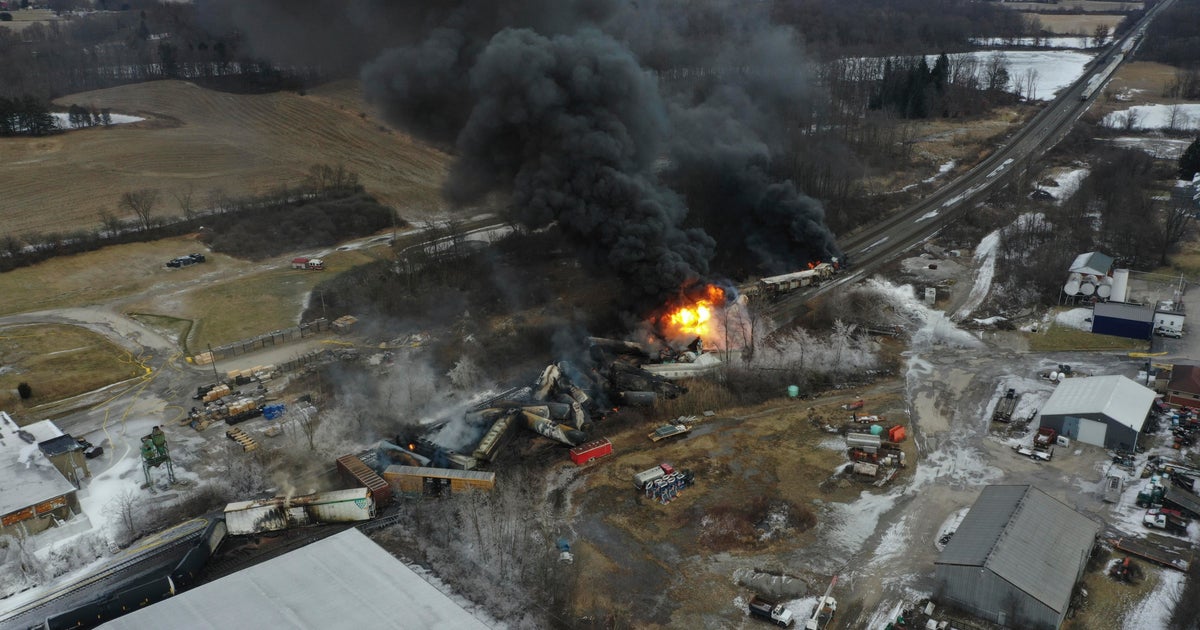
[662,284,726,338]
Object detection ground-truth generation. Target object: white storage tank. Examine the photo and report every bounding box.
[1111,268,1130,303]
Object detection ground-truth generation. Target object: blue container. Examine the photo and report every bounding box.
[787,385,800,398]
[870,424,884,436]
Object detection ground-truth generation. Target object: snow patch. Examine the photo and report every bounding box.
[1054,307,1093,331]
[820,490,902,556]
[1121,568,1185,630]
[49,112,144,128]
[1103,104,1200,131]
[1036,167,1089,204]
[923,160,956,183]
[1107,136,1194,160]
[953,230,1000,321]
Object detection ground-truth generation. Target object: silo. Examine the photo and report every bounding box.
[1111,268,1130,303]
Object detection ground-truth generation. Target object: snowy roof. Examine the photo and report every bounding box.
[937,485,1099,614]
[98,528,490,630]
[1068,251,1113,276]
[0,413,77,517]
[1039,375,1156,432]
[1168,364,1200,396]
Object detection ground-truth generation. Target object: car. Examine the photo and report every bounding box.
[1156,327,1183,339]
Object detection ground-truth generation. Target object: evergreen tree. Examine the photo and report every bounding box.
[1180,137,1200,181]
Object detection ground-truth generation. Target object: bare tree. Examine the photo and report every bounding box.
[173,185,197,221]
[1159,198,1196,266]
[1022,68,1040,101]
[1123,108,1141,132]
[1092,24,1110,48]
[97,209,123,237]
[118,188,161,231]
[1166,104,1183,133]
[105,488,139,543]
[295,405,320,451]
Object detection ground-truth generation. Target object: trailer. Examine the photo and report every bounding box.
[1103,475,1123,503]
[1110,536,1192,572]
[291,257,325,270]
[1162,487,1200,519]
[382,465,496,496]
[336,454,393,508]
[223,487,376,536]
[649,424,692,442]
[992,388,1019,422]
[634,463,673,490]
[569,438,613,465]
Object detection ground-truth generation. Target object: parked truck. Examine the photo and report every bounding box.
[291,257,325,270]
[1144,508,1190,535]
[748,596,795,627]
[803,575,838,630]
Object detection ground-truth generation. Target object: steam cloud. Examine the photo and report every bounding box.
[201,0,841,305]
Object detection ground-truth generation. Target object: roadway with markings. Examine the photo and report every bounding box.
[765,0,1175,323]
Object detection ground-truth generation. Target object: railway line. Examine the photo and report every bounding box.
[765,0,1175,323]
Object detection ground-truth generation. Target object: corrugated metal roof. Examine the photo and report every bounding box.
[99,528,491,629]
[1168,364,1200,396]
[987,487,1100,614]
[937,485,1026,567]
[1094,301,1155,323]
[1069,251,1113,276]
[1039,375,1156,432]
[937,486,1100,615]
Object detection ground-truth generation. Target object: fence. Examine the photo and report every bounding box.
[193,319,330,364]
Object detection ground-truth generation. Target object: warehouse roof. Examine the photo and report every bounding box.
[99,528,491,630]
[0,413,77,518]
[1039,375,1155,432]
[1094,301,1154,323]
[937,485,1100,615]
[1069,251,1113,276]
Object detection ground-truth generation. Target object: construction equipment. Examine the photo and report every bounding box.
[992,388,1019,423]
[804,575,838,630]
[748,596,795,627]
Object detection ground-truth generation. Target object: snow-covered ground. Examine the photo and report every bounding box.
[954,230,1000,321]
[1054,307,1094,331]
[1107,136,1194,160]
[1036,167,1090,204]
[948,50,1095,100]
[1102,103,1200,131]
[49,112,144,128]
[970,36,1095,49]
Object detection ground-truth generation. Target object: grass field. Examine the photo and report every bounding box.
[0,79,451,236]
[0,323,144,409]
[125,247,384,349]
[1027,317,1148,351]
[1022,12,1127,34]
[0,8,61,32]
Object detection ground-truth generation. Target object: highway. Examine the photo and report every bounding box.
[765,0,1175,323]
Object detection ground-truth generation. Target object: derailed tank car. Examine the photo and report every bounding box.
[223,487,376,536]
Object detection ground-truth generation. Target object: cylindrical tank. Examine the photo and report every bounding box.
[1080,282,1095,296]
[870,424,884,435]
[1111,268,1130,303]
[1050,371,1059,381]
[1064,280,1081,295]
[1069,272,1083,283]
[1097,284,1112,299]
[787,385,800,398]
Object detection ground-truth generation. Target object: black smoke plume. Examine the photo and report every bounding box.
[200,0,841,307]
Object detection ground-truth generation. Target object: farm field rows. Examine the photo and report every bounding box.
[0,80,450,236]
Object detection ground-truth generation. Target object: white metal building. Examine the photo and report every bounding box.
[1037,375,1155,451]
[99,528,491,629]
[936,485,1100,629]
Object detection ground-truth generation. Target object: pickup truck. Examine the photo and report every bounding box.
[748,596,794,627]
[1144,508,1190,535]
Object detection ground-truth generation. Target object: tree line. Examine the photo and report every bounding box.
[1136,0,1199,68]
[0,165,398,273]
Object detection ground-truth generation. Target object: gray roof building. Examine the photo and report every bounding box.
[1038,375,1155,451]
[1068,251,1113,276]
[936,485,1099,629]
[0,413,80,538]
[99,528,491,630]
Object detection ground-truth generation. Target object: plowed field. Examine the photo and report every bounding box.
[0,80,450,235]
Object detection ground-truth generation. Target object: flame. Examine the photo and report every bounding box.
[662,284,726,339]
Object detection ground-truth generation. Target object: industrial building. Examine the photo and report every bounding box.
[0,413,83,538]
[935,485,1100,629]
[1090,301,1154,340]
[1068,251,1113,277]
[1037,375,1155,451]
[1166,364,1200,407]
[98,528,491,630]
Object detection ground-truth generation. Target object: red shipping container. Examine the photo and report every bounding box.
[888,425,907,443]
[569,438,613,465]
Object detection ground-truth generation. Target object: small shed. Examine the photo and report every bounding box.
[936,485,1099,629]
[1068,251,1113,276]
[1037,375,1155,451]
[1091,301,1154,340]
